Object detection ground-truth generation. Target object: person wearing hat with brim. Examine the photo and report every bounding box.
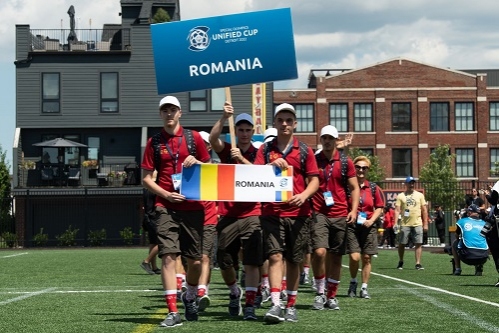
[141,95,212,327]
[254,103,320,323]
[309,125,359,310]
[209,102,263,320]
[394,176,428,270]
[432,204,446,247]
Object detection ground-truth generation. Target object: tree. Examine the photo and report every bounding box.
[152,8,171,23]
[346,147,385,184]
[0,144,12,233]
[419,144,463,212]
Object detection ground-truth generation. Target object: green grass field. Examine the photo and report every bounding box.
[1,247,499,333]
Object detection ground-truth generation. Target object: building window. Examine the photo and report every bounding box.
[392,103,411,131]
[295,104,314,133]
[329,104,348,132]
[430,102,449,131]
[455,148,474,177]
[189,88,225,112]
[490,148,499,173]
[100,73,119,112]
[42,73,60,113]
[455,102,474,131]
[354,103,373,132]
[490,102,499,131]
[358,148,374,156]
[392,149,412,178]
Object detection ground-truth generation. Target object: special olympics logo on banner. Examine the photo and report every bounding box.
[280,178,289,188]
[187,26,210,51]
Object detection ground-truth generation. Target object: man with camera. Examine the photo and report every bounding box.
[451,204,488,276]
[481,182,499,286]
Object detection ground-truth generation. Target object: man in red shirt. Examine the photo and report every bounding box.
[379,204,396,248]
[141,96,211,328]
[209,104,262,320]
[254,103,319,323]
[310,125,360,311]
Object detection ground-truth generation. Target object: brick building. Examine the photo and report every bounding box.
[274,57,499,182]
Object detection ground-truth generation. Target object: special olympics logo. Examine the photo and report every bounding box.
[187,26,210,51]
[464,222,473,231]
[280,178,288,188]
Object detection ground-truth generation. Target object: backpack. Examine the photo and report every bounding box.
[151,129,196,173]
[315,150,349,191]
[263,139,309,177]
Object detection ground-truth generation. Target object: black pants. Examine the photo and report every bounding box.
[379,227,396,247]
[486,226,499,272]
[436,226,445,244]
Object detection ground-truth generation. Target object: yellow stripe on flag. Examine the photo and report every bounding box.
[200,164,218,200]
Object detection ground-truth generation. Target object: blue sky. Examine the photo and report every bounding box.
[2,0,499,172]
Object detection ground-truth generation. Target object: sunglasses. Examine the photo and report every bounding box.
[355,165,369,171]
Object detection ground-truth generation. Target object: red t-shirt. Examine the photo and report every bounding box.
[203,201,218,225]
[141,127,211,211]
[383,209,395,228]
[216,142,261,218]
[311,150,356,217]
[356,180,385,220]
[254,137,319,217]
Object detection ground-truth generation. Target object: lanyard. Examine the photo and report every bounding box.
[323,161,335,192]
[359,188,367,211]
[266,140,294,163]
[162,135,183,174]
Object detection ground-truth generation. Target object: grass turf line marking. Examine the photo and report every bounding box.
[363,267,499,308]
[0,289,159,295]
[0,287,56,306]
[402,285,499,332]
[0,252,28,259]
[131,308,167,333]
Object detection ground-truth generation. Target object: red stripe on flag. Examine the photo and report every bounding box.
[218,165,235,200]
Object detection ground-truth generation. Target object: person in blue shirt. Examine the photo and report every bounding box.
[452,204,489,276]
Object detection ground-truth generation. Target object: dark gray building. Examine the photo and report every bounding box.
[12,0,273,247]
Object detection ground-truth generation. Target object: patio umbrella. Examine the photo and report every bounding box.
[33,138,87,148]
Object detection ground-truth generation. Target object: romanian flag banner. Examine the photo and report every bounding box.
[180,164,293,202]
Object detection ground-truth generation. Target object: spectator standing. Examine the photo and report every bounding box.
[379,204,396,248]
[141,96,211,328]
[394,176,428,270]
[433,204,446,246]
[254,103,319,323]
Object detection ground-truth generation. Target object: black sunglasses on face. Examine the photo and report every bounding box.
[355,165,369,171]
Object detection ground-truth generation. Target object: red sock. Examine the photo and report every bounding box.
[327,282,339,299]
[245,290,257,306]
[256,284,262,296]
[197,288,206,297]
[281,279,287,291]
[287,293,297,307]
[176,277,183,291]
[165,294,178,313]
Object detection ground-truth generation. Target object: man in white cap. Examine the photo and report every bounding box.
[254,103,319,323]
[310,125,359,311]
[141,96,211,327]
[209,103,263,320]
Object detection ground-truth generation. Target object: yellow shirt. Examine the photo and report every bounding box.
[396,190,426,227]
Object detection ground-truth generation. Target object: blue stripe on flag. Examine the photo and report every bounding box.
[273,166,282,176]
[181,164,201,199]
[275,191,282,202]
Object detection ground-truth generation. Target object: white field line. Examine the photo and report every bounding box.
[343,264,499,308]
[402,285,499,332]
[0,287,56,306]
[0,289,159,295]
[0,252,28,259]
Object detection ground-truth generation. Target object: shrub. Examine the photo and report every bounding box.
[56,225,79,246]
[119,227,134,245]
[33,228,49,247]
[88,229,106,246]
[1,232,17,248]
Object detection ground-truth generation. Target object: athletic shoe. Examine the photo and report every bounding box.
[264,304,284,323]
[181,280,187,292]
[153,268,161,275]
[495,279,499,287]
[140,261,155,275]
[240,271,246,288]
[197,294,211,312]
[254,294,263,308]
[181,292,198,321]
[325,297,340,310]
[228,287,243,316]
[280,290,288,303]
[415,264,424,270]
[243,305,258,320]
[304,275,310,284]
[453,268,462,276]
[311,294,327,310]
[159,312,182,328]
[397,261,404,270]
[360,288,370,299]
[261,286,271,303]
[299,272,305,285]
[347,281,358,297]
[284,306,298,322]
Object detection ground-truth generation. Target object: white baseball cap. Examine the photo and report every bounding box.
[320,125,339,138]
[199,131,210,143]
[263,127,278,143]
[252,141,263,149]
[159,96,181,109]
[274,103,296,117]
